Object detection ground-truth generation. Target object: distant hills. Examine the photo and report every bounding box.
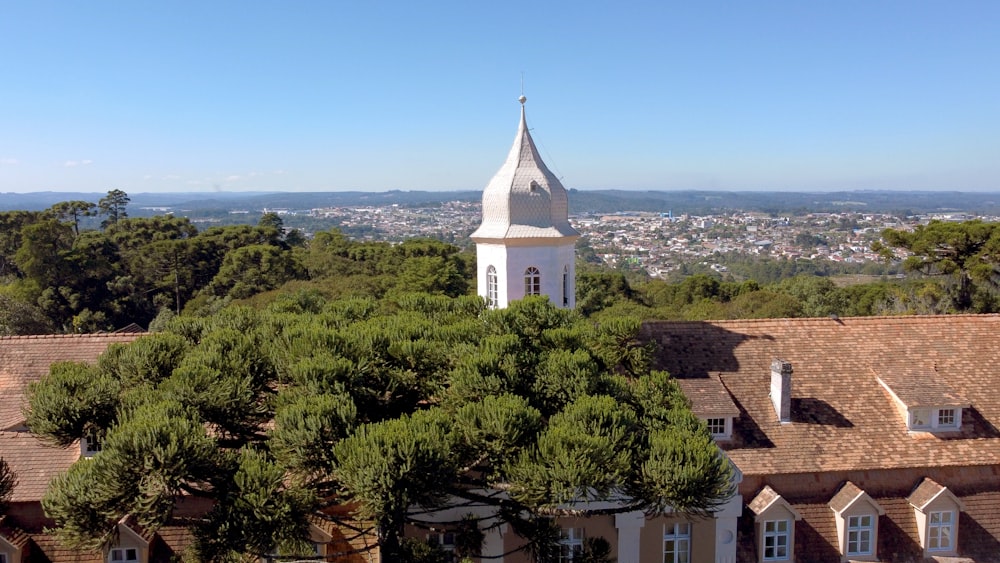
[3,189,999,216]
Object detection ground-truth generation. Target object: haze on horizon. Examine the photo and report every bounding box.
[2,1,999,195]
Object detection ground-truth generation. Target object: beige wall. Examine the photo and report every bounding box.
[639,514,717,563]
[493,513,717,563]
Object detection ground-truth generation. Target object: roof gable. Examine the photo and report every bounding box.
[907,477,966,512]
[748,486,802,520]
[828,481,885,516]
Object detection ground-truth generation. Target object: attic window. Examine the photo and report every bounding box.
[829,481,885,560]
[673,377,739,442]
[875,371,967,433]
[907,477,964,556]
[706,417,731,440]
[109,548,138,563]
[82,429,103,457]
[908,407,961,431]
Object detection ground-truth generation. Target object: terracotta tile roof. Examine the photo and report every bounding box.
[877,369,968,408]
[828,481,865,514]
[0,333,142,429]
[0,430,80,502]
[641,314,1000,477]
[673,376,740,417]
[30,533,103,563]
[0,515,32,549]
[747,485,781,515]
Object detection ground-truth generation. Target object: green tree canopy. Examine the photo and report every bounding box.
[27,295,733,562]
[877,219,1000,312]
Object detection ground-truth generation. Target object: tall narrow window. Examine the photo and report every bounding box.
[928,511,954,551]
[525,267,541,296]
[82,428,102,457]
[562,265,570,305]
[663,522,691,563]
[847,515,874,556]
[486,266,498,307]
[763,520,790,560]
[558,527,584,562]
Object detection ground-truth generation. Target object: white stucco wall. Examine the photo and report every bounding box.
[477,241,575,309]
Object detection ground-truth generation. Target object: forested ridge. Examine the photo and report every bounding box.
[3,191,1000,335]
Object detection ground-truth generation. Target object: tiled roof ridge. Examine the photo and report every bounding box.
[0,333,142,342]
[645,312,1000,327]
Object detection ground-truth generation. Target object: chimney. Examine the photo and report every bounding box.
[770,359,792,423]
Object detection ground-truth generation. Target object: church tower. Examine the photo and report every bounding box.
[471,96,580,309]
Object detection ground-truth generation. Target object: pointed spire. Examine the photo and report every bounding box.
[471,97,578,241]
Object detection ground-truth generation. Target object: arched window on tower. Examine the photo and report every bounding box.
[486,266,498,307]
[563,265,570,306]
[524,267,541,296]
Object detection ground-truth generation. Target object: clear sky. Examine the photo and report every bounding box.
[2,1,999,194]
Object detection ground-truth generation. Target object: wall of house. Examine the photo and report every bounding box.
[5,503,46,530]
[476,241,575,309]
[638,514,717,563]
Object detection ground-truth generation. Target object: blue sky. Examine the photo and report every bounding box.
[2,1,998,194]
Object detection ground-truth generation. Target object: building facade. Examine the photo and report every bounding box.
[470,96,580,309]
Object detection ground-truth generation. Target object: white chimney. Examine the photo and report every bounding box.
[770,359,792,423]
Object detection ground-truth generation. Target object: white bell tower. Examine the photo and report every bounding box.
[470,96,580,309]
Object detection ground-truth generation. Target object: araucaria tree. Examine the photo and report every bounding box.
[27,294,732,562]
[877,219,1000,312]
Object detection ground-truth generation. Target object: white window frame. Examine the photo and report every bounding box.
[0,551,8,563]
[109,547,138,563]
[927,510,954,551]
[525,267,541,296]
[908,407,961,431]
[846,514,875,556]
[486,265,498,308]
[935,408,957,428]
[663,522,691,563]
[763,519,790,561]
[705,417,730,439]
[82,428,102,457]
[558,527,584,562]
[428,531,456,562]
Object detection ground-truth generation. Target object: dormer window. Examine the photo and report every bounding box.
[875,370,968,433]
[706,417,728,438]
[675,376,739,442]
[109,548,138,563]
[829,481,885,561]
[907,478,965,557]
[907,407,961,431]
[82,429,102,458]
[749,486,802,563]
[936,408,957,427]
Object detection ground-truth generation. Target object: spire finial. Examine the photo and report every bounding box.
[519,95,526,105]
